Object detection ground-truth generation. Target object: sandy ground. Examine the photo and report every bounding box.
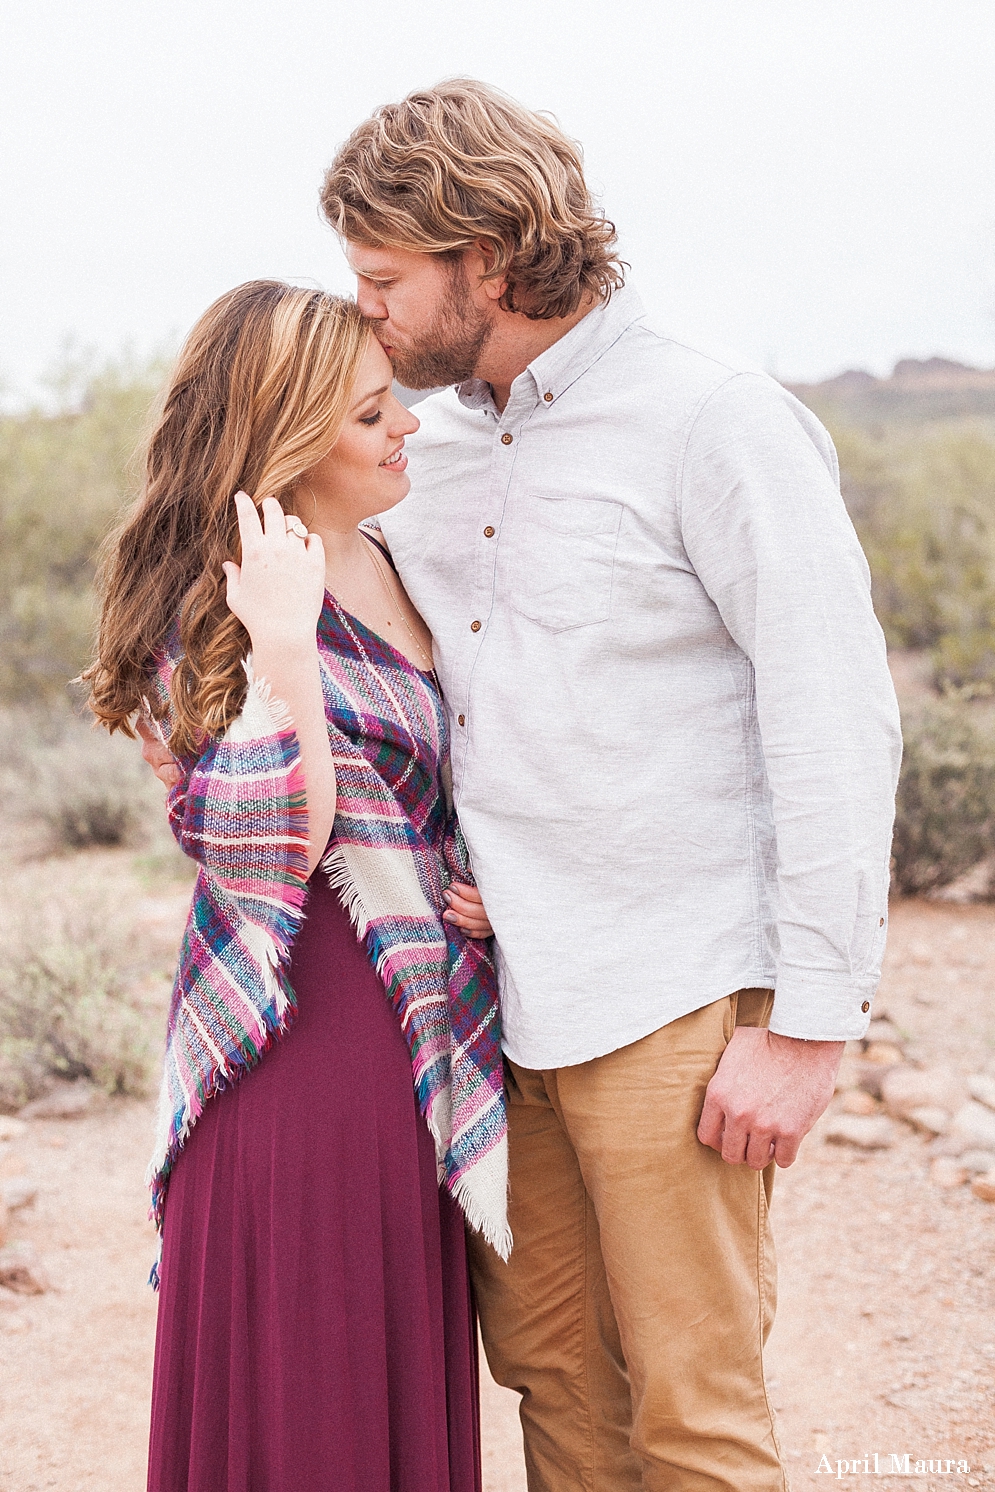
[1,896,994,1491]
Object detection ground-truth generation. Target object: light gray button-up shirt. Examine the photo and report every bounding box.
[381,286,902,1069]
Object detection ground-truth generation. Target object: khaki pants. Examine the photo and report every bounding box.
[468,991,787,1492]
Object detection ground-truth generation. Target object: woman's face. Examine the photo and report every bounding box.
[303,337,420,526]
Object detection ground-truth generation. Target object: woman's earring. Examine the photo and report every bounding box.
[295,482,318,528]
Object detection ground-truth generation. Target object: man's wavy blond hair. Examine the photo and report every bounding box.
[321,79,625,321]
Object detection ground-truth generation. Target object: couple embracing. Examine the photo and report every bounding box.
[87,80,901,1492]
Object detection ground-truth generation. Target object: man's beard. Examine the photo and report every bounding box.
[383,262,492,390]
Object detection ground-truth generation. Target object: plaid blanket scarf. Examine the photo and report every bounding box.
[144,596,510,1277]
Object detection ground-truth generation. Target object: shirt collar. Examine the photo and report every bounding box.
[456,283,646,414]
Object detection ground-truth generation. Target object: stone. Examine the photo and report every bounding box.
[951,1101,995,1150]
[1,1181,37,1212]
[960,1150,995,1176]
[863,1042,904,1066]
[970,1171,995,1203]
[0,1243,49,1295]
[880,1064,963,1121]
[841,1089,878,1116]
[967,1074,995,1113]
[824,1115,896,1150]
[864,1019,905,1049]
[0,1116,27,1143]
[906,1106,950,1136]
[19,1080,97,1120]
[0,1197,7,1250]
[930,1157,968,1189]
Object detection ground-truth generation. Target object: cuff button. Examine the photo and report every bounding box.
[861,1001,871,1013]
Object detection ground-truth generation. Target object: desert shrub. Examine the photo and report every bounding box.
[835,424,995,694]
[891,705,995,896]
[0,704,163,850]
[0,355,167,706]
[0,896,158,1112]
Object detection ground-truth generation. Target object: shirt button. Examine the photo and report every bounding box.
[457,714,465,726]
[470,620,481,632]
[543,391,553,402]
[861,1001,870,1013]
[501,432,513,445]
[879,917,885,927]
[483,526,495,538]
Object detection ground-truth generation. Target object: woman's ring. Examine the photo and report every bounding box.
[286,517,308,540]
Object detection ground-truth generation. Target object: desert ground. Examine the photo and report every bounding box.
[0,862,993,1492]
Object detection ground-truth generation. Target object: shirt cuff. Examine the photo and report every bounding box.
[768,969,878,1043]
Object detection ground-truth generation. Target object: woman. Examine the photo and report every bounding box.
[86,281,510,1492]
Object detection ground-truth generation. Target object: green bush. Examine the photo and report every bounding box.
[835,423,995,694]
[891,705,995,896]
[0,355,167,705]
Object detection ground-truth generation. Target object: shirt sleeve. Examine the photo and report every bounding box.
[149,651,310,956]
[678,372,903,1041]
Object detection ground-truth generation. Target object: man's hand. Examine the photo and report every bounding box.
[697,1028,844,1170]
[442,882,494,940]
[136,717,182,790]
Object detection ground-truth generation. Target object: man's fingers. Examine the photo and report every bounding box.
[696,1090,726,1152]
[773,1133,802,1169]
[745,1130,777,1171]
[136,717,182,789]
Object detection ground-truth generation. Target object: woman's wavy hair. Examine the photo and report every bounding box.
[86,281,370,755]
[321,79,625,320]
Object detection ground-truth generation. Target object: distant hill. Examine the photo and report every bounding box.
[788,357,995,427]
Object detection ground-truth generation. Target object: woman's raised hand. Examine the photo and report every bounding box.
[222,493,326,649]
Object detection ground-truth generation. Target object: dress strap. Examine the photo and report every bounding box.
[360,526,398,575]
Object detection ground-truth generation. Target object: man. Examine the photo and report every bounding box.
[146,80,902,1491]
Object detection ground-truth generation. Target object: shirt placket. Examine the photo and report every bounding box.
[450,396,531,801]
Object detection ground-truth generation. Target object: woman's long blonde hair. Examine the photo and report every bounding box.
[87,281,370,754]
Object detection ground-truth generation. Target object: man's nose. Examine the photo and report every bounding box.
[355,282,387,319]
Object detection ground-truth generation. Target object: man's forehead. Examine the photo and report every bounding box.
[345,243,422,277]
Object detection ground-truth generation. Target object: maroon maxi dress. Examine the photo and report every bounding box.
[147,871,482,1492]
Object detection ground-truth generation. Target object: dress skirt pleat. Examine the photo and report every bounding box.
[147,875,481,1492]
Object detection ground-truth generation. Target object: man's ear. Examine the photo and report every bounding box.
[468,239,509,303]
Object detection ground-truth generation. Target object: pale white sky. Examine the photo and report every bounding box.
[2,0,994,399]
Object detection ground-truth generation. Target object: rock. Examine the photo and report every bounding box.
[864,1019,905,1049]
[834,1056,863,1094]
[0,1197,7,1249]
[0,1116,27,1142]
[951,1101,995,1150]
[841,1090,878,1116]
[0,1243,49,1295]
[971,1171,995,1203]
[906,1106,950,1135]
[967,1074,995,1113]
[930,1157,968,1189]
[863,1042,904,1067]
[960,1150,995,1176]
[929,1132,970,1158]
[880,1064,963,1121]
[1,1181,38,1212]
[18,1080,97,1120]
[824,1115,896,1150]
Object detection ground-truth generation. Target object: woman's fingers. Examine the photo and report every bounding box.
[260,495,288,537]
[232,490,263,551]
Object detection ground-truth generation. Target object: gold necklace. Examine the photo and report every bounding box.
[363,540,435,672]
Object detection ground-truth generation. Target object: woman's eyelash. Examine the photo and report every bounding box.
[360,410,383,426]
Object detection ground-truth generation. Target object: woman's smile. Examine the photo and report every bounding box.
[380,443,407,471]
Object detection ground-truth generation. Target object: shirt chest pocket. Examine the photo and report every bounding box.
[515,496,622,631]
